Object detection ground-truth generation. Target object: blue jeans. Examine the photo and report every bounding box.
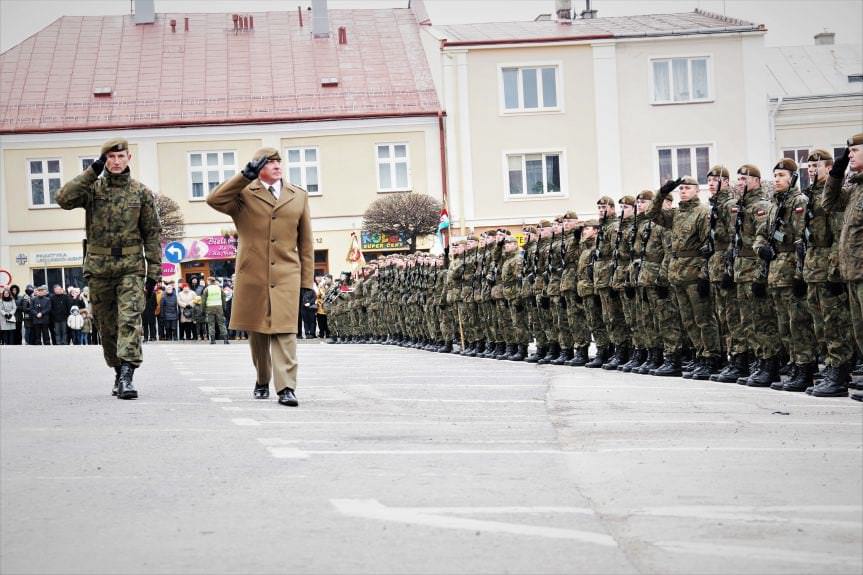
[53,321,67,345]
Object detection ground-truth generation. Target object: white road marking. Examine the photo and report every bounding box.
[280,449,564,456]
[210,397,232,403]
[653,540,862,567]
[630,505,863,528]
[331,499,617,546]
[231,418,260,426]
[581,446,862,453]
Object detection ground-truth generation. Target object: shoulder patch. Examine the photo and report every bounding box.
[730,206,739,213]
[794,206,805,213]
[755,209,767,217]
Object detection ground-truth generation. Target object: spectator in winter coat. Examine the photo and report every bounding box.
[159,285,179,341]
[9,285,24,344]
[29,285,52,345]
[20,285,34,344]
[193,295,208,341]
[142,288,158,342]
[177,283,196,341]
[67,305,84,345]
[50,285,71,344]
[80,309,93,345]
[0,288,17,345]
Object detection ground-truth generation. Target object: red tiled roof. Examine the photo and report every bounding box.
[0,9,441,134]
[435,9,763,47]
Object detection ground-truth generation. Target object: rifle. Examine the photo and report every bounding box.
[726,182,747,288]
[542,228,555,283]
[588,213,606,282]
[634,218,651,285]
[761,172,798,278]
[524,237,537,285]
[610,206,625,277]
[797,174,818,277]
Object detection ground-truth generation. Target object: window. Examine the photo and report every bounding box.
[284,147,320,194]
[376,143,411,192]
[28,159,62,208]
[651,57,711,104]
[501,65,560,112]
[657,145,712,185]
[32,266,85,290]
[80,157,97,172]
[188,151,236,200]
[506,152,562,197]
[783,148,824,190]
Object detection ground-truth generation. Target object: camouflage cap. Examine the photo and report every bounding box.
[100,138,129,155]
[618,195,636,206]
[807,148,833,162]
[636,190,655,201]
[707,165,730,178]
[773,158,798,173]
[596,196,615,207]
[252,147,281,162]
[737,164,761,178]
[848,133,863,146]
[522,225,537,234]
[562,210,579,220]
[679,176,699,186]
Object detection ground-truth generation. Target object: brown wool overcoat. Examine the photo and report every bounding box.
[207,174,314,334]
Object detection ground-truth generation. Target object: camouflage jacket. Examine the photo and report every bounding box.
[545,232,564,297]
[559,227,582,293]
[592,215,618,290]
[706,189,736,283]
[824,171,863,282]
[611,215,637,290]
[520,239,538,298]
[648,196,709,285]
[631,218,666,288]
[534,236,551,294]
[500,250,522,300]
[56,167,161,279]
[447,255,463,303]
[732,187,772,284]
[801,180,843,283]
[754,186,807,287]
[576,236,596,297]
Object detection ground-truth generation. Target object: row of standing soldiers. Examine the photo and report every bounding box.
[327,136,863,400]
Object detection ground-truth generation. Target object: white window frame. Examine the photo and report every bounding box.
[27,158,63,209]
[187,150,237,201]
[649,55,713,105]
[284,146,322,196]
[653,143,715,188]
[79,156,98,172]
[498,61,564,115]
[375,143,412,193]
[502,148,568,201]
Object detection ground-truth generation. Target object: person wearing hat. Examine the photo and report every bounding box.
[29,285,53,345]
[202,276,230,345]
[730,164,780,386]
[57,138,162,399]
[529,221,556,363]
[539,219,568,364]
[560,213,591,366]
[613,196,642,372]
[629,191,665,374]
[751,158,811,388]
[822,133,863,399]
[459,235,481,356]
[207,147,314,407]
[648,176,721,379]
[519,226,543,362]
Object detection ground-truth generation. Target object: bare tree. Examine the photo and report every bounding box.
[154,193,185,245]
[362,192,441,253]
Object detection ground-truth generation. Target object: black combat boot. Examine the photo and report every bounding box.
[567,345,589,367]
[602,344,629,370]
[493,342,507,360]
[712,353,746,383]
[116,362,138,400]
[652,352,682,377]
[501,343,515,359]
[483,341,497,358]
[538,342,561,365]
[526,344,544,363]
[739,358,762,384]
[509,344,528,362]
[620,348,645,373]
[552,346,574,365]
[586,346,611,368]
[439,340,453,353]
[782,362,816,392]
[747,357,780,387]
[112,366,121,397]
[475,340,486,356]
[690,356,718,380]
[810,363,851,397]
[636,348,661,374]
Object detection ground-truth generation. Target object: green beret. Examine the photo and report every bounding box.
[252,147,281,162]
[707,165,730,178]
[538,219,553,228]
[848,133,863,146]
[679,176,699,186]
[773,158,798,173]
[636,190,654,201]
[807,149,833,162]
[737,164,761,178]
[596,196,614,207]
[100,138,128,155]
[618,195,635,206]
[562,210,579,220]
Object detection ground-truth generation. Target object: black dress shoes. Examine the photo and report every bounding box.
[278,388,299,407]
[253,384,270,399]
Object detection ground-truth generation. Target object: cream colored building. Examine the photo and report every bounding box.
[0,4,442,289]
[423,8,772,231]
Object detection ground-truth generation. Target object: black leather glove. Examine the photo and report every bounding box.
[757,245,776,263]
[791,279,807,298]
[751,282,767,298]
[697,277,711,298]
[826,281,846,297]
[720,272,734,290]
[242,154,271,180]
[90,153,107,175]
[145,277,158,297]
[656,285,670,300]
[829,147,850,179]
[658,177,683,196]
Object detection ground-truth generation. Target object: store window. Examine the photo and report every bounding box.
[188,151,237,200]
[32,266,85,290]
[285,147,320,195]
[28,158,62,208]
[657,145,712,186]
[376,143,411,192]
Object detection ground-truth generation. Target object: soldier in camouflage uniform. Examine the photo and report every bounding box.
[542,220,567,364]
[650,194,686,376]
[489,231,510,359]
[821,133,863,399]
[629,191,662,374]
[560,212,590,366]
[447,241,465,350]
[576,221,608,366]
[613,197,643,372]
[521,228,544,362]
[754,158,815,391]
[57,138,161,400]
[500,235,528,360]
[459,236,480,356]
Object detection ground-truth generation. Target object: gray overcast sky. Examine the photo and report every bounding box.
[1,0,862,53]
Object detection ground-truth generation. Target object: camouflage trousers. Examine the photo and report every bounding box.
[634,287,658,349]
[458,301,480,343]
[713,283,746,356]
[526,296,546,346]
[771,286,816,365]
[480,299,498,342]
[88,275,144,368]
[738,282,780,359]
[438,304,454,343]
[205,305,227,341]
[582,293,610,348]
[648,287,683,353]
[546,295,565,346]
[508,298,529,344]
[674,283,720,358]
[562,291,590,348]
[532,295,554,346]
[849,281,863,357]
[805,283,853,367]
[620,289,639,348]
[598,288,629,346]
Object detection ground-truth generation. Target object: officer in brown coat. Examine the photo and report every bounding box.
[207,148,314,406]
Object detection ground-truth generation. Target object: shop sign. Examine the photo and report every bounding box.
[161,263,177,276]
[361,230,409,251]
[185,235,237,261]
[15,253,28,265]
[34,251,82,265]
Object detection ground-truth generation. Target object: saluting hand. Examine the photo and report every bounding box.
[242,155,271,180]
[89,154,107,175]
[658,177,683,196]
[830,147,850,179]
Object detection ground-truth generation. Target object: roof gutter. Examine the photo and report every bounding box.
[0,110,443,135]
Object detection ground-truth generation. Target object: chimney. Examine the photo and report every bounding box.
[298,6,304,27]
[580,0,597,19]
[184,17,189,32]
[554,0,572,23]
[814,31,835,45]
[338,26,347,45]
[133,0,155,24]
[170,19,176,33]
[311,0,330,38]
